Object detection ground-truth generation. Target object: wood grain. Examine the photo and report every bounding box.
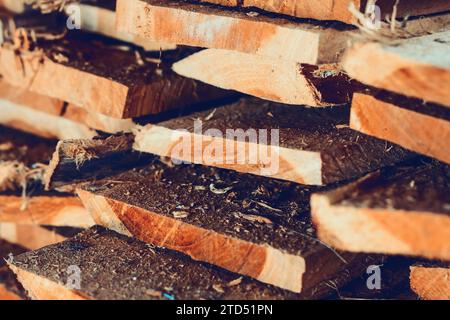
[0,223,68,250]
[0,32,230,119]
[343,31,450,107]
[0,284,22,300]
[174,49,353,106]
[311,162,450,261]
[134,98,413,185]
[8,264,87,300]
[410,264,450,300]
[74,2,176,51]
[351,93,450,164]
[0,195,94,228]
[0,82,136,137]
[77,159,380,294]
[116,0,352,64]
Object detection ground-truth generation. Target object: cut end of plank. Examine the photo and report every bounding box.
[8,263,88,300]
[173,49,353,106]
[311,162,450,261]
[410,264,450,300]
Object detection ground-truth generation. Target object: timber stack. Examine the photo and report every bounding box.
[0,0,449,301]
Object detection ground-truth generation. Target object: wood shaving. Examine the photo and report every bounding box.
[145,289,162,298]
[134,50,145,66]
[204,109,216,121]
[0,142,13,151]
[233,212,272,225]
[52,52,69,63]
[172,211,189,219]
[209,184,233,195]
[246,12,259,17]
[212,284,225,293]
[253,201,282,213]
[228,277,243,287]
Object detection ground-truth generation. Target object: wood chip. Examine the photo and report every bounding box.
[172,211,189,219]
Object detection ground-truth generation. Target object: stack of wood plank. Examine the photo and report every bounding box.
[0,0,449,300]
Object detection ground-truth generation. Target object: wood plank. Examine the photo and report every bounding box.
[134,98,413,186]
[0,225,83,299]
[311,161,450,261]
[0,239,27,300]
[0,125,94,230]
[116,0,450,64]
[0,93,97,140]
[0,0,25,13]
[0,82,136,137]
[350,92,450,164]
[72,0,176,51]
[174,50,354,106]
[196,0,450,25]
[343,31,450,107]
[44,134,153,191]
[0,29,231,119]
[78,157,381,293]
[116,0,354,64]
[0,223,68,250]
[0,195,94,228]
[0,284,23,300]
[410,263,450,300]
[9,226,378,300]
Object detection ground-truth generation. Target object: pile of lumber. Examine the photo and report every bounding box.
[0,0,449,301]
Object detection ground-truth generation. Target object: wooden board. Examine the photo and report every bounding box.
[311,161,450,261]
[196,0,450,25]
[351,92,450,164]
[0,125,94,230]
[0,223,68,251]
[78,157,381,293]
[343,31,450,107]
[134,98,413,186]
[10,226,377,300]
[0,92,97,140]
[0,239,27,300]
[0,82,136,137]
[0,0,25,13]
[174,50,354,106]
[0,283,23,300]
[410,263,450,300]
[0,30,230,119]
[116,0,354,64]
[72,0,176,51]
[0,195,93,228]
[44,134,153,191]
